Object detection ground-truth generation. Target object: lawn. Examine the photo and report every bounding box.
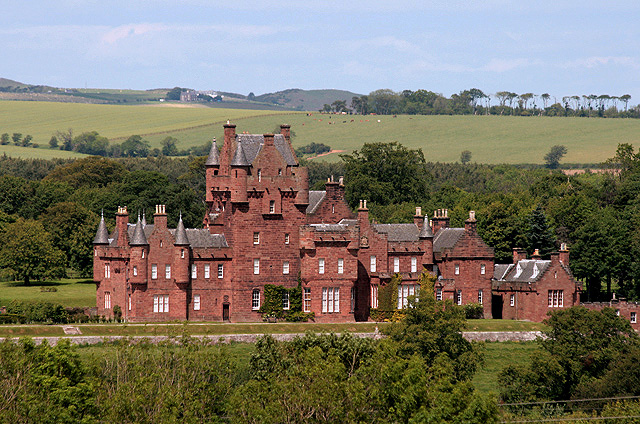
[0,278,96,309]
[2,100,640,164]
[473,341,539,394]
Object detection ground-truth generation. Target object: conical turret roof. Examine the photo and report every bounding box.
[93,213,109,244]
[230,142,249,166]
[419,216,434,239]
[205,141,220,166]
[129,216,148,246]
[174,215,190,245]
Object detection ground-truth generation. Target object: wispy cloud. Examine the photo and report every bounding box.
[101,23,167,44]
[562,56,640,69]
[482,58,536,73]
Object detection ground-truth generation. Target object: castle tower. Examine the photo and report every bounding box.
[173,215,191,285]
[129,215,149,285]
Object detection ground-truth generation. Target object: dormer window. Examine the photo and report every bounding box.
[269,200,275,213]
[514,263,522,278]
[532,265,539,279]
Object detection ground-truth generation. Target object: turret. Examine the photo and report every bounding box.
[173,215,190,285]
[230,142,249,203]
[129,215,149,285]
[221,122,237,175]
[294,166,309,205]
[93,212,109,281]
[205,139,220,202]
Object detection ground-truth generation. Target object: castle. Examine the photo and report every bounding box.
[94,123,590,323]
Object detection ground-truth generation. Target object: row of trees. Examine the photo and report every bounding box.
[49,129,212,158]
[0,133,37,148]
[347,89,638,118]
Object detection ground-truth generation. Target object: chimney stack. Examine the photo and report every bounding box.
[464,210,477,233]
[115,206,129,247]
[414,207,423,228]
[532,248,542,260]
[559,243,569,266]
[154,204,168,229]
[431,209,450,234]
[513,247,527,264]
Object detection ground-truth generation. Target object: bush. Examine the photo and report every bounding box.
[5,300,69,323]
[464,303,485,319]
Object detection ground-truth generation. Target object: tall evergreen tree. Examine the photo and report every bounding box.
[527,204,556,258]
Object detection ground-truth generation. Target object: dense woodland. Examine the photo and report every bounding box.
[1,140,640,302]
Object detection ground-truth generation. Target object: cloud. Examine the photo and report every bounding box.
[562,56,640,69]
[101,23,168,44]
[482,58,535,73]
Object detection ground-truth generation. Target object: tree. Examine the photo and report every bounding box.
[0,218,65,285]
[0,133,9,145]
[460,150,472,164]
[541,93,550,109]
[165,87,183,100]
[368,89,399,115]
[120,135,150,157]
[544,145,567,169]
[341,142,430,207]
[11,133,22,146]
[161,136,179,156]
[48,136,58,149]
[72,131,109,155]
[21,135,33,147]
[620,94,632,112]
[55,128,74,151]
[526,204,556,258]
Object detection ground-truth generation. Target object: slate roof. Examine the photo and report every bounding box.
[494,260,551,283]
[372,224,419,242]
[306,190,326,214]
[418,217,433,238]
[230,142,249,166]
[205,142,220,166]
[234,134,297,166]
[493,264,513,281]
[174,217,189,245]
[93,215,109,244]
[433,228,465,253]
[339,219,358,226]
[169,228,229,248]
[129,217,148,245]
[310,223,349,232]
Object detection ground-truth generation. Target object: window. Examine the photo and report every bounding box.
[151,264,158,279]
[278,168,282,176]
[480,264,486,275]
[283,261,290,274]
[252,289,260,310]
[128,294,131,311]
[478,289,483,305]
[104,292,111,309]
[204,264,210,279]
[94,248,97,257]
[253,259,260,275]
[436,288,443,301]
[104,263,111,278]
[411,257,417,273]
[253,232,260,245]
[322,287,340,313]
[456,290,462,305]
[616,309,620,316]
[319,258,325,274]
[191,264,197,279]
[153,295,169,313]
[455,264,460,275]
[370,255,376,273]
[351,287,355,312]
[181,249,185,259]
[269,200,275,213]
[165,264,171,279]
[194,294,201,311]
[258,169,262,182]
[282,291,290,310]
[338,258,344,274]
[371,285,379,308]
[398,285,417,309]
[285,233,290,245]
[548,290,564,307]
[303,288,311,312]
[142,250,145,259]
[218,264,223,278]
[510,294,515,307]
[393,257,400,273]
[631,312,637,324]
[133,266,138,277]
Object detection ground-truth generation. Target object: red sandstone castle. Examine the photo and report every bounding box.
[93,123,587,323]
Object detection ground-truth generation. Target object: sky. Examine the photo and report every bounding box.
[2,0,640,104]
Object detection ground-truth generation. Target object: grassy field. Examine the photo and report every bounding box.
[0,278,96,308]
[2,100,640,163]
[473,341,538,394]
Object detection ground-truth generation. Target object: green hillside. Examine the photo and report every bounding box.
[2,100,639,164]
[254,88,361,111]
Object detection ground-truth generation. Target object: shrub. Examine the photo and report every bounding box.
[464,303,485,319]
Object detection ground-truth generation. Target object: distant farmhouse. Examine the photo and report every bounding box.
[93,123,639,328]
[180,90,220,102]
